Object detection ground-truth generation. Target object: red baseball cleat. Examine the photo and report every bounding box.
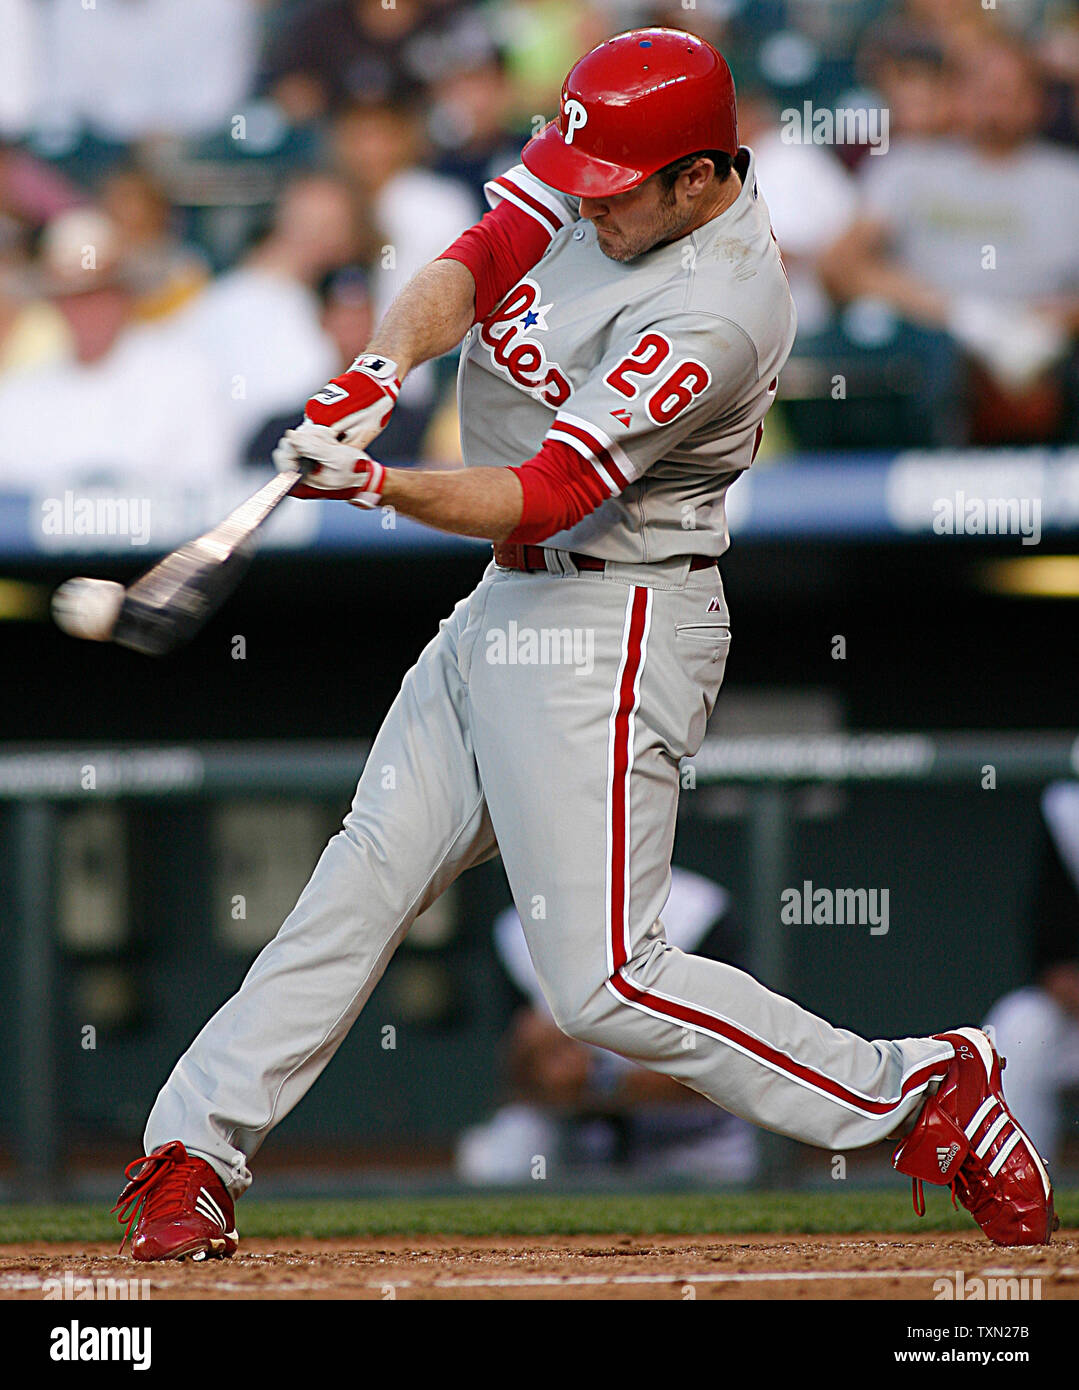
[112,1140,238,1262]
[893,1027,1055,1246]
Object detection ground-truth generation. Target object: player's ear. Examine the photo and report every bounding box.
[684,158,714,197]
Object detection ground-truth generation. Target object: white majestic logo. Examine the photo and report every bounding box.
[563,99,588,144]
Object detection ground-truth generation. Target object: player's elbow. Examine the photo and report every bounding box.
[507,454,605,545]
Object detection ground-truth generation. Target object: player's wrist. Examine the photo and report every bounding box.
[343,353,402,395]
[346,456,386,510]
[355,348,407,388]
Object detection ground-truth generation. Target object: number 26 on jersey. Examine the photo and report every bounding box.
[604,332,712,425]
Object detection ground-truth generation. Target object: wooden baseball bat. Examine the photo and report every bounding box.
[52,466,307,657]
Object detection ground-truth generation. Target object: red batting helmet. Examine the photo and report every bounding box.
[522,28,738,199]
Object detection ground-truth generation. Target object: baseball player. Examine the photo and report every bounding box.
[113,28,1054,1258]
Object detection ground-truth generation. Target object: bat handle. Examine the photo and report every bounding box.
[284,458,317,492]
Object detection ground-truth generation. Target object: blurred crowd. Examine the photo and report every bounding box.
[1,0,1079,494]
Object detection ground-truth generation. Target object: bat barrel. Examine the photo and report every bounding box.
[112,539,258,657]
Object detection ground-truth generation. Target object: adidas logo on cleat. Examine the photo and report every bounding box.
[194,1187,228,1232]
[937,1143,961,1174]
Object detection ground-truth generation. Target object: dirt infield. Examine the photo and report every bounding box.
[1,1231,1077,1300]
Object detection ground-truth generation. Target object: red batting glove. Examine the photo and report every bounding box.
[303,353,401,448]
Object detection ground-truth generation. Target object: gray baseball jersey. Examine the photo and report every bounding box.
[457,150,796,561]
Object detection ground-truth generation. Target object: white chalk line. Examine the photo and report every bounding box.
[194,1266,1079,1293]
[4,1266,1077,1296]
[390,1266,1079,1290]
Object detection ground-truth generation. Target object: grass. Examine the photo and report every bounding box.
[2,1189,1077,1245]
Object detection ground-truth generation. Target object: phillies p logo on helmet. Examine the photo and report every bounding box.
[563,98,588,145]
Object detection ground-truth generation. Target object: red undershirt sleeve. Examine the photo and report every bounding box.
[437,169,621,542]
[438,199,553,325]
[507,438,611,544]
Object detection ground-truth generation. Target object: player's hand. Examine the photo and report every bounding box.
[303,353,401,449]
[273,424,386,509]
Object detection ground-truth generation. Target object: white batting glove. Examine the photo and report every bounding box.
[273,423,386,509]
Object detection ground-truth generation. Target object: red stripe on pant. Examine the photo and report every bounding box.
[608,970,945,1118]
[603,583,941,1122]
[608,586,650,974]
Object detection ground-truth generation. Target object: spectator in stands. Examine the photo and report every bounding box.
[739,89,857,340]
[983,784,1079,1170]
[37,0,259,142]
[859,21,955,143]
[1039,10,1079,148]
[821,34,1079,445]
[456,867,759,1186]
[0,142,85,374]
[331,97,476,449]
[166,174,356,461]
[427,36,526,202]
[490,0,606,125]
[0,208,230,491]
[244,265,437,467]
[900,0,1018,53]
[100,169,209,323]
[0,141,84,232]
[263,0,492,123]
[0,217,69,375]
[632,3,728,48]
[331,96,479,282]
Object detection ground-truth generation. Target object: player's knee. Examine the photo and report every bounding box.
[547,998,596,1045]
[554,1011,608,1048]
[549,985,624,1049]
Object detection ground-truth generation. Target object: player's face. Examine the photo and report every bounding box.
[953,46,1043,149]
[578,173,710,263]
